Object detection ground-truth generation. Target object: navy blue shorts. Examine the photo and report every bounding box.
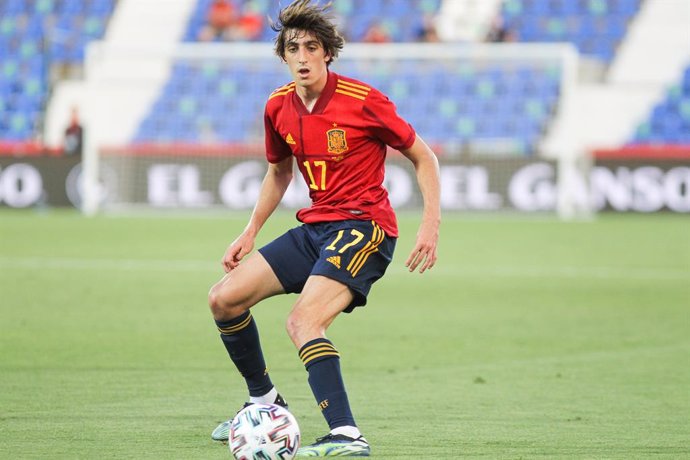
[258,220,397,313]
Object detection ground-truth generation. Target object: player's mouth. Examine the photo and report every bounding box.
[297,67,310,78]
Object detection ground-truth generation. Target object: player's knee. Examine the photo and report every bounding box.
[208,282,244,318]
[207,284,224,314]
[285,309,320,347]
[285,311,300,343]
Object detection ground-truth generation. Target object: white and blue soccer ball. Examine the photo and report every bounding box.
[229,403,301,460]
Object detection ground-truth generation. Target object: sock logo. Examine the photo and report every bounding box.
[326,255,341,269]
[318,399,329,410]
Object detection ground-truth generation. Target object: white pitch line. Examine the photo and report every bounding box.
[0,256,687,281]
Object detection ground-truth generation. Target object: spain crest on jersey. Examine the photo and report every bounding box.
[326,128,348,155]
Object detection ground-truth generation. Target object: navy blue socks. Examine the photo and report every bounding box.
[299,338,356,429]
[216,311,273,397]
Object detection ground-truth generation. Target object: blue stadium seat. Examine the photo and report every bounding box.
[134,58,562,154]
[184,0,442,43]
[630,63,690,145]
[0,0,116,141]
[1,0,27,14]
[502,0,640,63]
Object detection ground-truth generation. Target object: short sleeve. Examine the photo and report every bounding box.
[363,89,416,151]
[264,108,292,163]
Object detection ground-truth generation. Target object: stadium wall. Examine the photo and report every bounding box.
[2,147,687,213]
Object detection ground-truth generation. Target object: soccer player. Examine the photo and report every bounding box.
[208,0,440,456]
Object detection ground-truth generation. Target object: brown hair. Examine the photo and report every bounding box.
[271,0,345,66]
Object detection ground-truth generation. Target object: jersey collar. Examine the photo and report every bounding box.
[293,70,338,116]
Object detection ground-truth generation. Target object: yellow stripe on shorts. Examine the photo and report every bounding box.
[347,222,385,277]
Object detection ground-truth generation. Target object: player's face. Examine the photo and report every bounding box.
[283,30,330,91]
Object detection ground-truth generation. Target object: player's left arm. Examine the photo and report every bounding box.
[400,135,441,274]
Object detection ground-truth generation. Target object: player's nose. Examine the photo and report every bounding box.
[297,46,309,62]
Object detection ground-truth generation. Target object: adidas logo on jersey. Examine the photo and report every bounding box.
[285,133,296,145]
[326,255,341,269]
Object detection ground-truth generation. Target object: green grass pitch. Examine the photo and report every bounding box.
[1,209,688,459]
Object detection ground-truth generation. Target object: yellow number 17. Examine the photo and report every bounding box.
[326,229,365,253]
[303,160,327,191]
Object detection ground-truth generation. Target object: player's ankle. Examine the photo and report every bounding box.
[249,386,278,405]
[330,425,361,439]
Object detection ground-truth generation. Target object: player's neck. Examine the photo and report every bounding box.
[299,93,319,112]
[296,73,328,113]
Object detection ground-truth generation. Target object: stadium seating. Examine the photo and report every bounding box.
[631,65,690,144]
[0,0,115,141]
[183,0,442,43]
[140,0,634,152]
[500,0,642,62]
[133,59,561,154]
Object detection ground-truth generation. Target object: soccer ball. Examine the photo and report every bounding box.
[229,403,301,460]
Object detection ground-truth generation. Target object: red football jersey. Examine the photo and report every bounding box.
[264,71,416,237]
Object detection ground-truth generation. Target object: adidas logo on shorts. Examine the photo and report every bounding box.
[326,255,341,269]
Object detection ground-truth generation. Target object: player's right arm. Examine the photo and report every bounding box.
[222,156,294,272]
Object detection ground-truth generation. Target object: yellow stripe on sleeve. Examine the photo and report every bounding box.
[335,89,366,101]
[336,84,368,96]
[268,87,295,100]
[337,80,371,92]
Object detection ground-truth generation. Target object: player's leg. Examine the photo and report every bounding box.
[286,276,358,434]
[292,220,396,457]
[209,250,285,321]
[210,224,320,441]
[209,251,284,398]
[287,276,370,457]
[285,274,352,346]
[208,252,286,440]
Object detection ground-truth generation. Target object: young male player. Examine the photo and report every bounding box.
[208,0,440,456]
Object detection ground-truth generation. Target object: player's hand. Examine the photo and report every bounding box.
[405,220,439,274]
[222,232,255,273]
